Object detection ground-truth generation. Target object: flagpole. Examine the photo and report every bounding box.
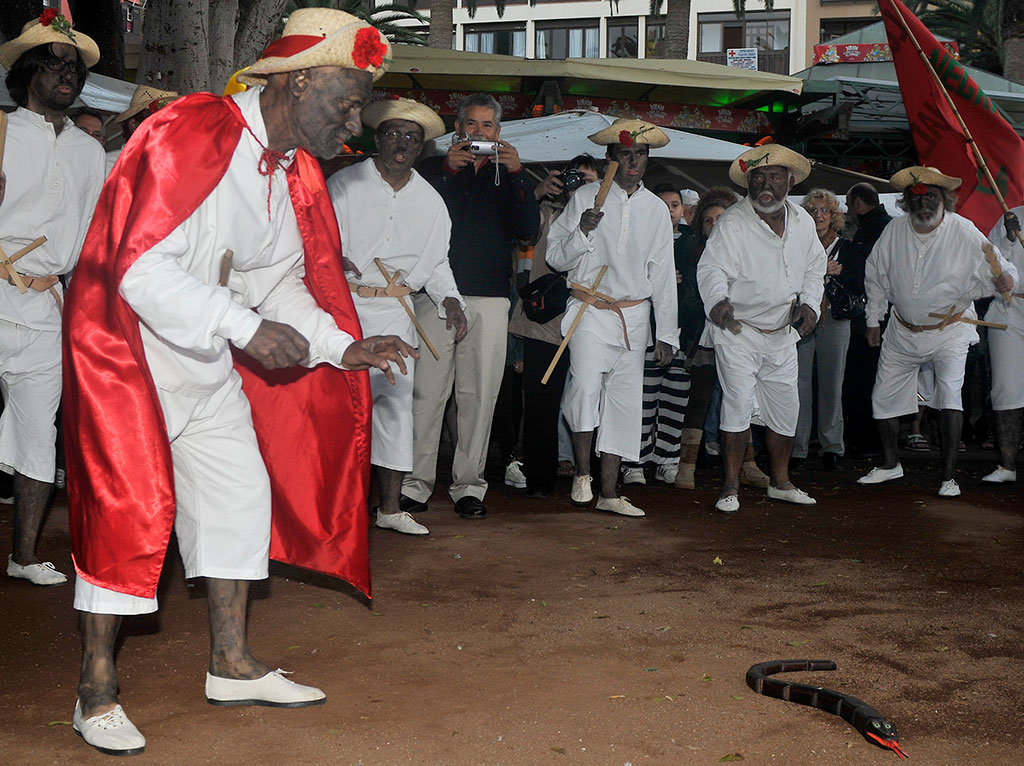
[888,0,1022,294]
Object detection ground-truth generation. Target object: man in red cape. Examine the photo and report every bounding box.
[62,9,413,757]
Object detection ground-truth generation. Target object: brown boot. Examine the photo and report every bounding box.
[740,437,770,488]
[674,429,702,489]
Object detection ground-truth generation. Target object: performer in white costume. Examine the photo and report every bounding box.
[858,166,1016,497]
[546,118,678,518]
[329,97,467,535]
[697,144,825,514]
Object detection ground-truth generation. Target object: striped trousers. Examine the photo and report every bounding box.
[635,347,691,466]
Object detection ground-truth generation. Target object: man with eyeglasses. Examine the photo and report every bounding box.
[0,13,104,586]
[858,166,1016,498]
[328,97,467,536]
[697,145,826,514]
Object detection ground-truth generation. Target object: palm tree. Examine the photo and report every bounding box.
[1005,0,1024,81]
[284,0,429,45]
[648,0,691,59]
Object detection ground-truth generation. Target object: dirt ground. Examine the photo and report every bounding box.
[2,448,1023,766]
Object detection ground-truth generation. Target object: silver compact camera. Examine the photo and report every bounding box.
[469,141,498,156]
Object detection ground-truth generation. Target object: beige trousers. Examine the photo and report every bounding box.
[402,294,509,503]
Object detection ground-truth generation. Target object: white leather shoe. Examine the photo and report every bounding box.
[206,669,326,708]
[570,475,593,505]
[857,465,904,485]
[982,466,1016,483]
[595,495,645,517]
[7,555,66,585]
[938,479,961,497]
[622,467,646,485]
[767,485,817,505]
[375,510,428,535]
[73,700,146,756]
[715,494,740,513]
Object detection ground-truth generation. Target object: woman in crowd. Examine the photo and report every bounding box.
[674,187,769,490]
[792,189,866,470]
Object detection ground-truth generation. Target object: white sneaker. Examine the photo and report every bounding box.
[504,459,526,488]
[715,494,740,513]
[982,466,1016,483]
[622,466,646,485]
[375,510,429,535]
[595,495,645,517]
[7,555,67,585]
[205,669,326,707]
[571,475,593,505]
[857,465,904,485]
[73,700,146,756]
[767,485,817,505]
[705,441,721,457]
[938,479,961,497]
[654,464,678,484]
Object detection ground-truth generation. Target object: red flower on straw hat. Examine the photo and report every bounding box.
[738,159,748,172]
[618,129,633,147]
[39,8,76,40]
[353,27,387,69]
[40,8,59,25]
[910,183,930,195]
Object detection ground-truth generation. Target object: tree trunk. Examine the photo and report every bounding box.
[234,0,290,73]
[209,0,240,94]
[137,0,211,92]
[1004,0,1024,84]
[1,1,44,43]
[428,0,453,49]
[68,0,127,80]
[663,0,690,60]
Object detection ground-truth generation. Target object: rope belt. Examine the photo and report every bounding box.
[894,309,962,332]
[348,281,413,299]
[1,264,58,292]
[569,287,645,349]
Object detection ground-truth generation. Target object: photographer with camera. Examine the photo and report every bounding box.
[402,94,539,520]
[509,154,600,499]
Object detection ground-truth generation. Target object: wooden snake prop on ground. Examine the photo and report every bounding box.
[746,659,908,760]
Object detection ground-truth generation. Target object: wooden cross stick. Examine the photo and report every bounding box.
[935,304,958,330]
[5,236,48,265]
[218,249,233,287]
[927,312,1007,329]
[568,281,614,303]
[542,265,608,385]
[0,244,28,293]
[982,242,1012,304]
[373,257,439,361]
[592,161,618,213]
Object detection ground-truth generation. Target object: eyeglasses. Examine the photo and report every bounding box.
[378,129,423,146]
[43,55,80,76]
[808,206,832,217]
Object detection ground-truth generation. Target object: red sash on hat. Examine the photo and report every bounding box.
[63,93,372,599]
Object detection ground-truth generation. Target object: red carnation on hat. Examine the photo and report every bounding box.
[910,182,930,195]
[40,8,59,25]
[738,159,748,172]
[618,129,633,147]
[353,27,387,70]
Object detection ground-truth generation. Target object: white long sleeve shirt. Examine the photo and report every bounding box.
[545,181,678,350]
[697,198,826,351]
[118,88,355,395]
[987,208,1024,338]
[327,158,462,342]
[0,108,104,330]
[866,212,1017,329]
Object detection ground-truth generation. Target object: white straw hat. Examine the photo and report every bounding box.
[0,13,100,70]
[362,96,446,141]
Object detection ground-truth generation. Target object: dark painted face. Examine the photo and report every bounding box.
[747,164,793,215]
[29,42,82,113]
[292,67,373,159]
[374,118,425,175]
[608,143,649,189]
[906,184,944,228]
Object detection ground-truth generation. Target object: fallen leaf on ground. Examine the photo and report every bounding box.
[48,721,72,726]
[550,746,566,754]
[787,640,809,647]
[713,556,724,565]
[719,754,745,762]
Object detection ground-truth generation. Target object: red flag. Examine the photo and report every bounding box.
[880,0,1024,232]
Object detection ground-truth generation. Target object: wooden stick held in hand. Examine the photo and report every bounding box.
[542,265,608,385]
[218,249,233,287]
[592,161,619,213]
[374,257,440,361]
[982,242,1012,304]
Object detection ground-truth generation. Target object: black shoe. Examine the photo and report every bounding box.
[525,486,554,499]
[821,452,842,471]
[454,496,487,519]
[789,457,805,472]
[399,495,428,514]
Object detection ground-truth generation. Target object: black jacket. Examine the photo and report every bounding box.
[851,203,892,259]
[418,155,540,298]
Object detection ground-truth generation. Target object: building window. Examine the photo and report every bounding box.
[697,11,790,73]
[536,23,599,59]
[608,19,639,58]
[646,19,666,58]
[820,18,876,43]
[464,25,527,56]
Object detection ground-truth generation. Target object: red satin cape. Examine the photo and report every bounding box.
[63,93,372,599]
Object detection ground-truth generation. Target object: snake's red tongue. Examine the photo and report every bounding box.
[866,732,908,760]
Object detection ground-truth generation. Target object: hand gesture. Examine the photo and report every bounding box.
[534,171,563,201]
[342,334,419,385]
[654,341,674,367]
[445,139,475,172]
[825,259,843,277]
[443,297,469,342]
[994,270,1015,294]
[709,299,734,328]
[1004,211,1021,240]
[791,303,817,337]
[242,320,310,369]
[580,209,604,236]
[496,140,522,173]
[865,326,881,347]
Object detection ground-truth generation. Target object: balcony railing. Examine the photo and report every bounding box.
[697,50,790,75]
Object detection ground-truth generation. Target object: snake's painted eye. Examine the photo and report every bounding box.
[884,723,892,729]
[873,721,881,728]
